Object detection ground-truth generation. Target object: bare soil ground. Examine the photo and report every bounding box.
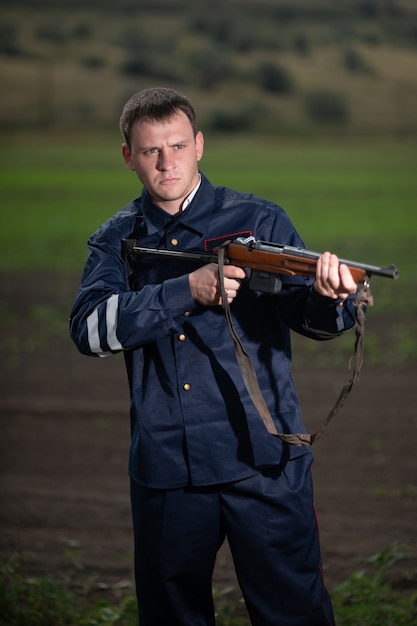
[1,272,416,618]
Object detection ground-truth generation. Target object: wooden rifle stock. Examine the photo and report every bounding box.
[224,239,399,282]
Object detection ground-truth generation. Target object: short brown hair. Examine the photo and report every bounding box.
[119,87,197,147]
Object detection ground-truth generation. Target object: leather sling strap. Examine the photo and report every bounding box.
[217,244,373,447]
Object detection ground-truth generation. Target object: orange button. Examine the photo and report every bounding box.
[183,383,191,391]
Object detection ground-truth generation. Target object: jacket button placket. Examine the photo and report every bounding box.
[176,332,190,392]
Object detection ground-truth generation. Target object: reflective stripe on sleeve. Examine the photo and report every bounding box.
[106,294,123,351]
[87,307,104,354]
[87,295,122,356]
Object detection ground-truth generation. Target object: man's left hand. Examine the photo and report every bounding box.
[314,251,358,300]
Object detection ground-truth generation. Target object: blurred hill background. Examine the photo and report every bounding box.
[1,0,417,137]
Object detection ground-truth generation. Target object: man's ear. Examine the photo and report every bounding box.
[196,131,204,162]
[122,143,135,170]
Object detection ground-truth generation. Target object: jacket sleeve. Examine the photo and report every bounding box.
[69,227,197,357]
[276,277,358,340]
[265,204,359,340]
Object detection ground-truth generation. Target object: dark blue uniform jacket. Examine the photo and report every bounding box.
[70,173,357,489]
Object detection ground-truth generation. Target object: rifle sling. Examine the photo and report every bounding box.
[217,244,373,447]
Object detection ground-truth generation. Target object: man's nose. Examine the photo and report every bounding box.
[157,150,174,171]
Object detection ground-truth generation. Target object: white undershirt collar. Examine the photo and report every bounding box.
[181,175,201,212]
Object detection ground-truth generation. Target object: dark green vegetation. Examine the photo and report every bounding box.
[0,136,413,295]
[0,136,415,367]
[0,0,417,135]
[1,545,416,625]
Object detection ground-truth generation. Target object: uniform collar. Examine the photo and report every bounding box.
[140,172,214,238]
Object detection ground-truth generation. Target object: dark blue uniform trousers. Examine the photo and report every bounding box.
[130,454,335,625]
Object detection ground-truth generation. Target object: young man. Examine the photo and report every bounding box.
[70,87,358,625]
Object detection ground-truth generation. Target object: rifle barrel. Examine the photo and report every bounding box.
[252,241,399,280]
[132,245,216,263]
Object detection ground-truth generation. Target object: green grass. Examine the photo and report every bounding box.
[0,133,417,320]
[202,137,417,273]
[0,134,415,275]
[1,545,416,625]
[0,134,414,316]
[0,134,138,271]
[331,544,417,626]
[0,133,414,365]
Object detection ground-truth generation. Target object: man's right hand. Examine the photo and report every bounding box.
[189,263,245,306]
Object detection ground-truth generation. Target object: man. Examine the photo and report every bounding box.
[70,87,358,625]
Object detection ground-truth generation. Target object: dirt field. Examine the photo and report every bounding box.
[1,272,416,619]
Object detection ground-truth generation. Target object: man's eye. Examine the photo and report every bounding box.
[144,148,158,155]
[174,144,184,150]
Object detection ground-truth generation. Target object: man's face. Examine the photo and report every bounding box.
[122,111,204,215]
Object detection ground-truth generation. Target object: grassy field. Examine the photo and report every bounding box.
[0,134,414,310]
[1,545,416,625]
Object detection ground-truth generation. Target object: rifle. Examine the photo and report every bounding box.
[124,236,399,294]
[122,236,398,446]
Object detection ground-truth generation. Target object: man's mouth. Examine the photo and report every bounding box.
[160,177,179,185]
